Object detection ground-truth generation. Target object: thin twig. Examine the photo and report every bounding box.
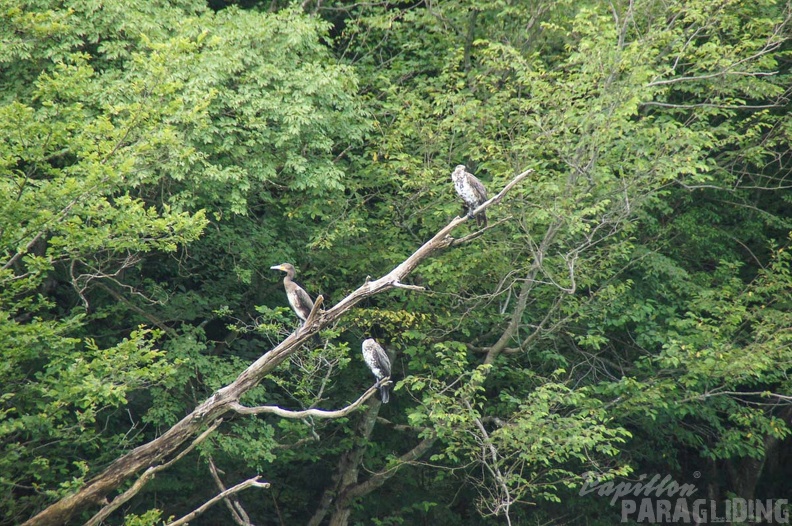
[208,457,252,526]
[449,217,512,247]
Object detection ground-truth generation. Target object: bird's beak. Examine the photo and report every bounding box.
[270,265,282,270]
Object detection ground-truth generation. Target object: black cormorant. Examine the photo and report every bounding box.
[270,263,315,323]
[362,338,392,404]
[451,164,488,227]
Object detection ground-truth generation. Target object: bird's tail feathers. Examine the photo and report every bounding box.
[379,383,390,404]
[477,211,488,228]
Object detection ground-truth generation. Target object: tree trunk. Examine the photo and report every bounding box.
[325,400,382,526]
[308,368,383,526]
[727,407,792,501]
[308,394,436,526]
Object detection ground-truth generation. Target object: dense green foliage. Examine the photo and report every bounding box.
[2,0,791,524]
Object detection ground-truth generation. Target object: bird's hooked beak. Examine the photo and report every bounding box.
[270,264,284,271]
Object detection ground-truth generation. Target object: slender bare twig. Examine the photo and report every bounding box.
[641,101,784,110]
[207,457,252,526]
[95,282,176,336]
[449,217,512,247]
[470,170,533,220]
[679,390,792,404]
[465,400,513,525]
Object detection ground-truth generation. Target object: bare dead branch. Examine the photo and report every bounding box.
[1,231,44,272]
[208,457,253,526]
[484,275,537,366]
[84,420,223,526]
[391,281,426,291]
[303,294,324,328]
[647,33,785,88]
[165,476,270,526]
[230,383,382,419]
[471,170,533,219]
[273,436,319,450]
[648,70,779,87]
[96,282,176,336]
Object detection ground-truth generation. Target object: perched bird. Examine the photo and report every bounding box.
[450,164,488,227]
[270,263,315,323]
[362,338,392,404]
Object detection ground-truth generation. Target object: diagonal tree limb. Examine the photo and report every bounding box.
[84,419,223,526]
[317,434,437,525]
[23,167,530,526]
[164,476,270,526]
[207,457,252,526]
[470,170,533,219]
[341,434,436,502]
